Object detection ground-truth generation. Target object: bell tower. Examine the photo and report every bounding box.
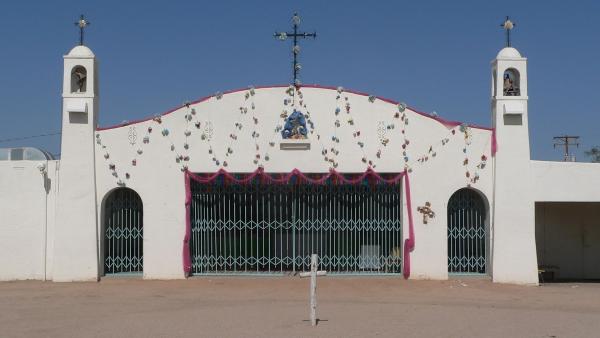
[490,17,538,285]
[53,15,100,281]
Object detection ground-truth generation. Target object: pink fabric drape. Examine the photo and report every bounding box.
[185,167,405,185]
[183,171,192,275]
[402,170,415,279]
[491,128,498,156]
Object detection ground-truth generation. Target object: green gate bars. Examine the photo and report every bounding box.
[104,188,144,274]
[447,188,487,274]
[190,178,403,275]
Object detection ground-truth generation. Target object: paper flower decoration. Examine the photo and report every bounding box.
[398,102,407,112]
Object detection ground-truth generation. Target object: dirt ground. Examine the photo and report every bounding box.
[1,277,600,338]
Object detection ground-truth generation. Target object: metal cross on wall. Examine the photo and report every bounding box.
[274,13,317,86]
[500,16,515,47]
[75,14,91,46]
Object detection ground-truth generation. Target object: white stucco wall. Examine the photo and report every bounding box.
[532,161,600,202]
[0,160,58,281]
[95,86,495,280]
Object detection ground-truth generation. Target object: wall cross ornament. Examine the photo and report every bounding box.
[128,127,137,146]
[417,202,435,224]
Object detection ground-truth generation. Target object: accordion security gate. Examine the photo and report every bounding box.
[190,180,403,275]
[103,188,144,274]
[447,188,487,274]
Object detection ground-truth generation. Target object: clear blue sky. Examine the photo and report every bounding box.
[1,0,599,161]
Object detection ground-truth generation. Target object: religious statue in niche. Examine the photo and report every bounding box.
[281,109,309,139]
[503,70,520,96]
[71,66,87,93]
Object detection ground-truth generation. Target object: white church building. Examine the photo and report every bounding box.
[1,18,599,285]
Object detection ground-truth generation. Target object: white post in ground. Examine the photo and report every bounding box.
[299,254,327,326]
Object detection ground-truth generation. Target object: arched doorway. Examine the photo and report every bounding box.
[447,188,487,274]
[103,188,143,275]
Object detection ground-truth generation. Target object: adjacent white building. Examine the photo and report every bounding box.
[1,41,599,284]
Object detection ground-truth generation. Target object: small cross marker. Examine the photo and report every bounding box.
[299,254,327,326]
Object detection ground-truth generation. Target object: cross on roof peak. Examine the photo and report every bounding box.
[500,16,515,48]
[75,14,91,46]
[274,13,317,86]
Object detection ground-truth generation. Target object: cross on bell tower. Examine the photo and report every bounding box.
[274,13,317,86]
[75,14,91,46]
[500,16,515,47]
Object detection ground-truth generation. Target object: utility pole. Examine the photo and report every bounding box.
[553,135,579,161]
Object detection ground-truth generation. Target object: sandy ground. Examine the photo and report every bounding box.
[1,277,600,338]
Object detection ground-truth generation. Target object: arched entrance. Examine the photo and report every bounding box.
[447,188,487,274]
[103,188,143,275]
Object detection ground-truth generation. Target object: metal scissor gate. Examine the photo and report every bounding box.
[447,188,487,274]
[190,178,402,275]
[103,188,144,274]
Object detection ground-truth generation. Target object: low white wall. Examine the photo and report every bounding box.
[0,160,58,281]
[532,160,600,202]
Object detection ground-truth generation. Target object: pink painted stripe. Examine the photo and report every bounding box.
[97,84,494,132]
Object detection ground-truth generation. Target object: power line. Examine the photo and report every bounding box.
[0,132,61,144]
